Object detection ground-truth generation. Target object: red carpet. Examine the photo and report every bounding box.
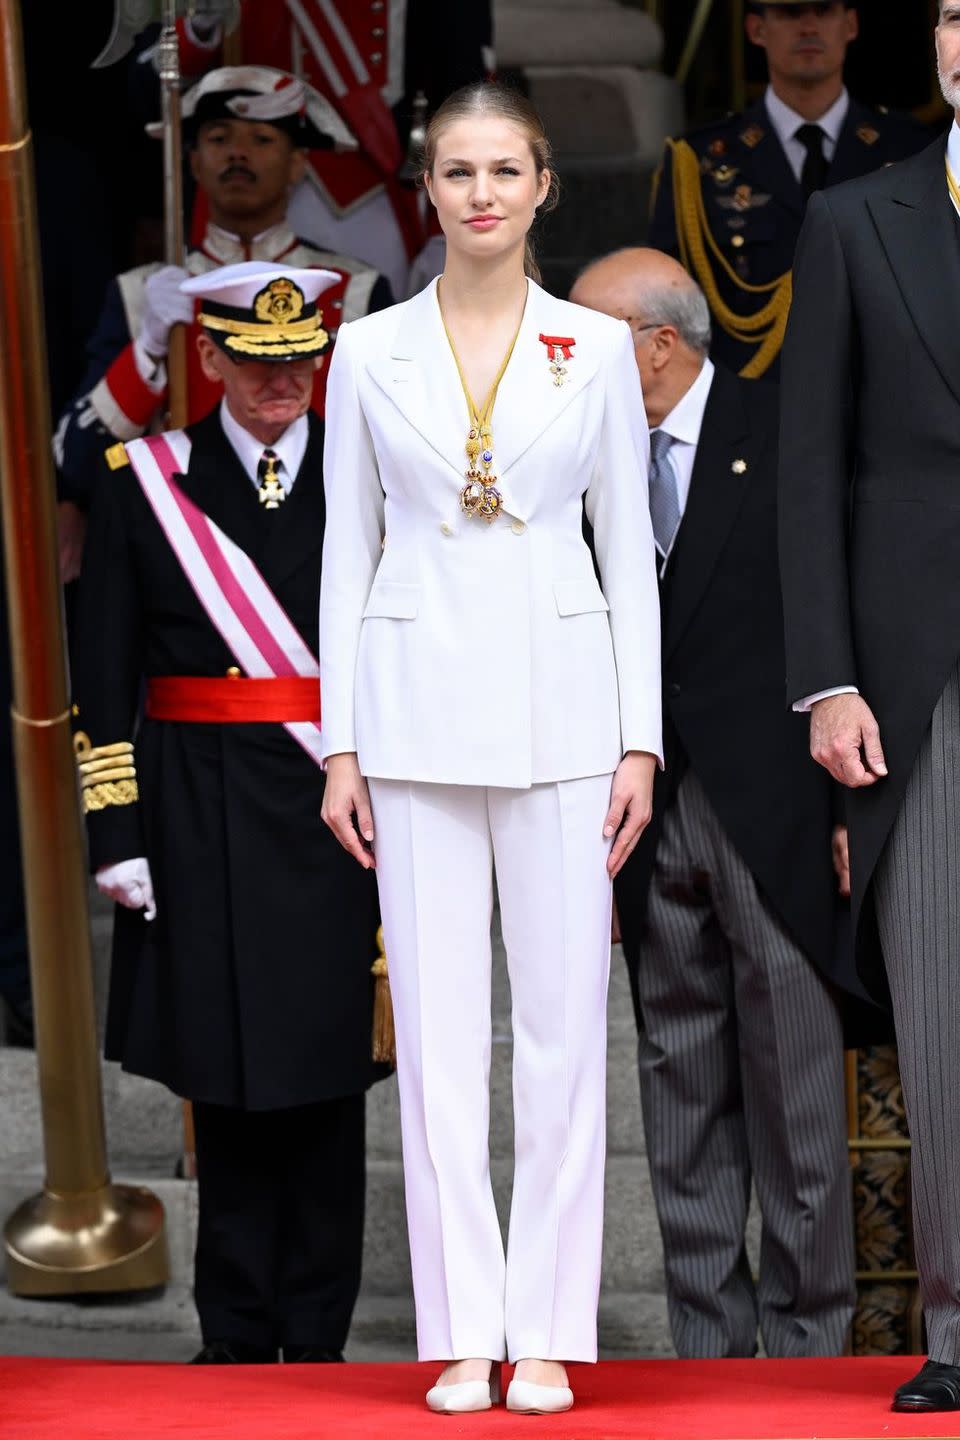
[4,1356,960,1439]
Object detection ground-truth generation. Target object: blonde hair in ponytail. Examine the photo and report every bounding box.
[422,82,559,284]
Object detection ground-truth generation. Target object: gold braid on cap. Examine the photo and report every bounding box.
[74,733,139,813]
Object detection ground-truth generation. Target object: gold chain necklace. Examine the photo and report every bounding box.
[439,289,524,524]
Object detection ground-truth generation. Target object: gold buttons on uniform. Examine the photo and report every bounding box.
[226,666,242,678]
[730,234,745,249]
[510,519,526,535]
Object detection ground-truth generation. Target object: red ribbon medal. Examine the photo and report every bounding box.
[539,334,576,386]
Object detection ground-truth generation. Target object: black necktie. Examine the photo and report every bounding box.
[796,123,829,200]
[256,448,285,511]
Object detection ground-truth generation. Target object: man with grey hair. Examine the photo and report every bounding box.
[571,248,856,1361]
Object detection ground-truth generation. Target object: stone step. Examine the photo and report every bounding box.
[0,943,648,1168]
[0,1169,671,1361]
[495,0,663,69]
[0,1139,664,1301]
[528,68,682,169]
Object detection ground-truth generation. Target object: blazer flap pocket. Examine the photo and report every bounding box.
[363,580,420,620]
[553,579,610,617]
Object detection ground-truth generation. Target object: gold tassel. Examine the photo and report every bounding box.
[371,925,396,1067]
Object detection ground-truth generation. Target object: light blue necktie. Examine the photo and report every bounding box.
[649,428,680,561]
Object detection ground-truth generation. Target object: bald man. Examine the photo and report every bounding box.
[571,250,856,1360]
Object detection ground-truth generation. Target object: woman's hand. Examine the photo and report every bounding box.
[604,751,657,878]
[321,753,376,870]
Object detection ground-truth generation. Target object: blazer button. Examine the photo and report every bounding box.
[667,681,681,698]
[226,666,242,679]
[510,519,526,535]
[440,521,453,536]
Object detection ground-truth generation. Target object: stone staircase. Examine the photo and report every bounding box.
[0,894,680,1361]
[495,0,684,296]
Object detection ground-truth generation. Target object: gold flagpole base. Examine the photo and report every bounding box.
[5,1183,167,1296]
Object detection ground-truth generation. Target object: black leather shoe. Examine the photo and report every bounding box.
[191,1340,278,1364]
[893,1360,960,1411]
[283,1347,345,1363]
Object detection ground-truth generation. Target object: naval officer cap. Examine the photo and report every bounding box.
[146,65,357,151]
[181,262,340,363]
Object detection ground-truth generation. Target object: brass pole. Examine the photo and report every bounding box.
[158,5,188,430]
[730,0,746,114]
[675,0,716,87]
[0,0,166,1295]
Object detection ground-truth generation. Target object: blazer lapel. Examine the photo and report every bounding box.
[661,367,753,661]
[868,137,960,408]
[365,279,604,518]
[365,279,468,482]
[177,409,263,561]
[494,281,603,486]
[257,413,325,591]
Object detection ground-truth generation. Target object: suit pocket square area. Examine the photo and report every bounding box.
[362,580,420,620]
[553,578,610,617]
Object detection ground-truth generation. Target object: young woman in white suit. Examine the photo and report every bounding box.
[320,83,661,1415]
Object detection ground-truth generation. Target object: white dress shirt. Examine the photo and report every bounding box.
[764,85,849,186]
[219,398,308,495]
[948,119,960,215]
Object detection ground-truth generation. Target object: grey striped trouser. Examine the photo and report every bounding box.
[636,768,854,1359]
[875,661,960,1366]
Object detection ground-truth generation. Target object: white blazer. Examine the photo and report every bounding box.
[319,276,662,788]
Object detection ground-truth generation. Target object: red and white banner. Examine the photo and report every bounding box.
[126,430,324,768]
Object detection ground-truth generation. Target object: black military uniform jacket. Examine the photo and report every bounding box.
[73,408,385,1110]
[614,366,861,1028]
[648,94,930,378]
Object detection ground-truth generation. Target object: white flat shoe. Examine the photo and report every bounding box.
[426,1362,502,1413]
[506,1378,574,1414]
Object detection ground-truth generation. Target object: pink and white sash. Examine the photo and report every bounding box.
[126,430,324,768]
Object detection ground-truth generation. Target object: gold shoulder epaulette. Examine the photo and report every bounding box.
[105,442,129,471]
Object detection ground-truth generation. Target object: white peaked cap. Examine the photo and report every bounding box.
[183,263,340,361]
[180,262,341,308]
[146,65,357,151]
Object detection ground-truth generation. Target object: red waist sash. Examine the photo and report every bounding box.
[146,676,321,724]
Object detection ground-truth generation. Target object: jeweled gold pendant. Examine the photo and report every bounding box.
[460,470,502,522]
[476,484,502,523]
[460,473,485,515]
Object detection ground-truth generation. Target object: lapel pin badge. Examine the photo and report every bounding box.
[539,333,576,387]
[731,458,747,475]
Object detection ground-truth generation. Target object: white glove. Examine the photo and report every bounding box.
[96,858,157,921]
[139,266,194,359]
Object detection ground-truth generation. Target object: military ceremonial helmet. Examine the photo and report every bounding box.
[146,65,357,151]
[181,262,340,362]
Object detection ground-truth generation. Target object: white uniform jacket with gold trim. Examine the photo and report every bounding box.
[319,277,663,789]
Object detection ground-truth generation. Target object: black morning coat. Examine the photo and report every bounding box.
[614,365,871,1033]
[780,134,960,1006]
[73,408,387,1110]
[648,96,931,377]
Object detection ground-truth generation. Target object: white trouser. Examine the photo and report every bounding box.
[368,774,614,1363]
